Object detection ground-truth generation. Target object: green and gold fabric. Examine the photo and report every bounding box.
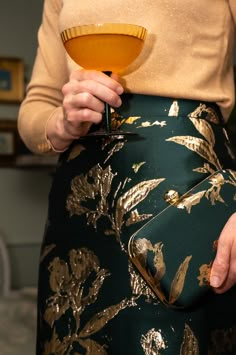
[37,95,236,355]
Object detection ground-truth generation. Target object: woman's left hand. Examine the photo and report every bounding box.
[210,212,236,293]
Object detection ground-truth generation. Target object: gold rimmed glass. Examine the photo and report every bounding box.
[61,23,147,136]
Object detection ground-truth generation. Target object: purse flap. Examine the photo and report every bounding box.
[128,169,236,308]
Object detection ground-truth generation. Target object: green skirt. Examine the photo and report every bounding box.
[37,94,236,354]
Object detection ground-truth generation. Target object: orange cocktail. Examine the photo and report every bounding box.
[61,23,147,135]
[61,23,147,72]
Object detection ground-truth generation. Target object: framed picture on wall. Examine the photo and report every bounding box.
[0,58,24,103]
[0,120,18,165]
[0,119,57,168]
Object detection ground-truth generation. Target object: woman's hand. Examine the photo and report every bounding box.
[46,69,123,151]
[210,212,236,293]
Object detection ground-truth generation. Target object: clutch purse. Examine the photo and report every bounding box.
[128,169,236,309]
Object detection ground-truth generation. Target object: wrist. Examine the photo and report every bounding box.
[45,109,73,153]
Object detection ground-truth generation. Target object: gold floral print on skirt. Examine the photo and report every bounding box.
[37,95,236,355]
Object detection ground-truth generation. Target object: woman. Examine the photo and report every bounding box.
[18,0,236,353]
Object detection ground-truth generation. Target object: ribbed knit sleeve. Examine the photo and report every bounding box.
[18,0,68,154]
[229,0,236,24]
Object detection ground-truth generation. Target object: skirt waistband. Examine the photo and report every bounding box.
[119,94,224,125]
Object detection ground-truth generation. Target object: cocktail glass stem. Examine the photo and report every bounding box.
[103,71,112,134]
[104,102,111,133]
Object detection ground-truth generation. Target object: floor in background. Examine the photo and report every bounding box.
[0,288,37,355]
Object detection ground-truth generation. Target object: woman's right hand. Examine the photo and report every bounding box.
[46,68,124,151]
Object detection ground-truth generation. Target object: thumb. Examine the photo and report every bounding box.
[210,229,231,289]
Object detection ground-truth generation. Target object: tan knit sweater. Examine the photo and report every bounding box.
[18,0,236,154]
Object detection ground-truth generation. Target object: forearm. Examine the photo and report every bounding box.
[18,101,64,155]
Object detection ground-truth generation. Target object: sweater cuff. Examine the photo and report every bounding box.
[37,109,69,154]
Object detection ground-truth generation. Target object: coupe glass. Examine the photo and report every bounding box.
[61,23,147,136]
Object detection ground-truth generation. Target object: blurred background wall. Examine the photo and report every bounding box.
[0,0,51,289]
[0,1,235,290]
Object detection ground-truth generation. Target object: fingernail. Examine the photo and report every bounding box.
[210,275,221,288]
[115,97,122,107]
[116,86,123,95]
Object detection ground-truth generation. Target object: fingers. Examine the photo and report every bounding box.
[66,70,123,108]
[47,69,124,150]
[63,78,122,110]
[210,213,236,293]
[70,69,124,96]
[63,105,102,138]
[64,91,105,124]
[210,238,230,289]
[61,69,123,138]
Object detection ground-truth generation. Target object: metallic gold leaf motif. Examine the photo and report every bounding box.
[43,248,133,353]
[104,140,125,163]
[67,158,165,241]
[223,128,236,160]
[180,324,199,354]
[208,172,225,186]
[48,257,71,294]
[168,100,179,117]
[197,263,211,287]
[166,110,224,174]
[78,338,108,354]
[129,261,157,300]
[101,134,124,150]
[131,237,154,265]
[206,172,225,205]
[79,298,136,338]
[43,328,70,355]
[153,242,166,281]
[125,116,141,124]
[115,179,165,235]
[67,144,86,161]
[110,112,127,130]
[193,162,215,174]
[110,112,140,130]
[129,238,167,303]
[169,256,192,305]
[130,238,192,306]
[189,103,220,125]
[227,169,236,186]
[177,191,206,213]
[126,209,153,226]
[223,127,230,141]
[141,328,166,354]
[66,164,116,226]
[176,169,236,213]
[132,161,146,173]
[45,249,109,329]
[138,120,166,128]
[188,116,215,146]
[69,248,100,283]
[166,136,221,171]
